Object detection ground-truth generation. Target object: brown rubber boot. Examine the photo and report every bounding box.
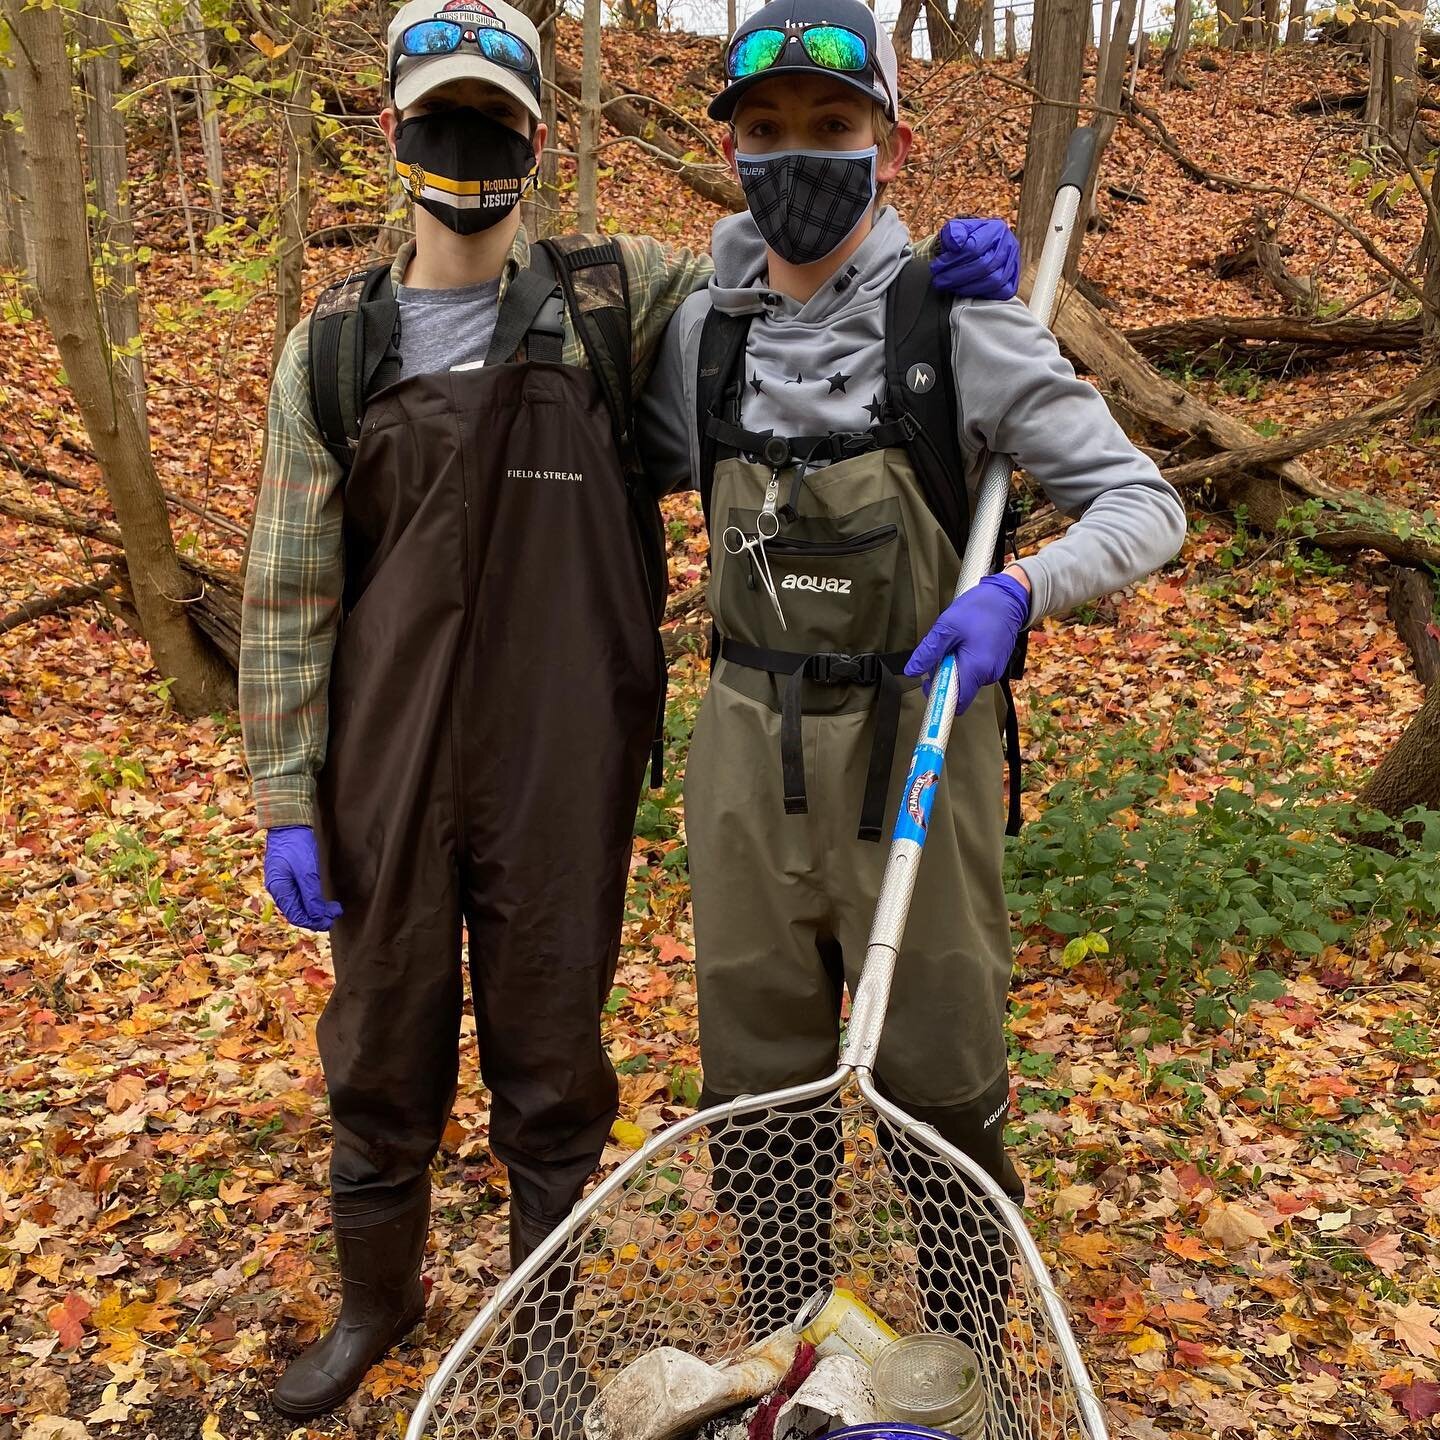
[509,1208,593,1440]
[270,1182,429,1419]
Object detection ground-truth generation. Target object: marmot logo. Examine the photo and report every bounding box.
[780,575,851,594]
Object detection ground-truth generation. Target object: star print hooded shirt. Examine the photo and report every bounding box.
[636,206,1185,624]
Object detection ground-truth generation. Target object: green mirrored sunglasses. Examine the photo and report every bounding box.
[726,24,871,83]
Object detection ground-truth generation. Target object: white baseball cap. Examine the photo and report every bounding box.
[387,0,544,121]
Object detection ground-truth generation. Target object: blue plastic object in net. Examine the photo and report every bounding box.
[829,1427,957,1440]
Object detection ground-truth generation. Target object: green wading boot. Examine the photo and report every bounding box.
[270,1183,429,1419]
[509,1209,594,1440]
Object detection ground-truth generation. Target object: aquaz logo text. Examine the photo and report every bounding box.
[780,574,852,595]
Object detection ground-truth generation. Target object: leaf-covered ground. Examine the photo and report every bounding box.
[2,30,1438,1440]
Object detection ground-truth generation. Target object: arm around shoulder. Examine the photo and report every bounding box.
[951,299,1186,623]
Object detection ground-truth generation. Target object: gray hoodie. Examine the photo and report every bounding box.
[636,207,1186,623]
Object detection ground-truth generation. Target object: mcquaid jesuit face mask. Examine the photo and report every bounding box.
[394,107,536,235]
[735,146,878,266]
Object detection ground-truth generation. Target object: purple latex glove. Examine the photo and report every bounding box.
[930,217,1020,302]
[905,573,1030,716]
[263,825,343,931]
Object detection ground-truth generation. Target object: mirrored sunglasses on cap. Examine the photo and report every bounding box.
[727,23,872,83]
[394,19,541,100]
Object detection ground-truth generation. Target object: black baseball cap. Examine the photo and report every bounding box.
[709,0,900,123]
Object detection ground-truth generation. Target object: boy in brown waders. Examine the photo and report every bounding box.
[637,0,1187,1371]
[240,0,1021,1419]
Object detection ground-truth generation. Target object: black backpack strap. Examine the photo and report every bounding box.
[308,262,395,469]
[695,307,753,532]
[884,255,970,559]
[486,253,565,366]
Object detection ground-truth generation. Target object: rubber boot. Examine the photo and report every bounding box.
[508,1208,592,1440]
[270,1181,429,1419]
[703,1092,841,1339]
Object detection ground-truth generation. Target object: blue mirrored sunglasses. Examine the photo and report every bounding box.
[395,19,541,100]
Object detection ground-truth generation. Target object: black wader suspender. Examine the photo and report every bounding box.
[695,258,1026,842]
[695,309,910,843]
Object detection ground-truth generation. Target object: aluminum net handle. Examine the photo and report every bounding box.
[843,130,1094,1073]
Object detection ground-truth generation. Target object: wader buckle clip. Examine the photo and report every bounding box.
[807,652,878,685]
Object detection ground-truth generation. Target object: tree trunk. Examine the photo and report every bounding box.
[953,0,986,50]
[1098,0,1114,72]
[1357,685,1440,825]
[928,0,959,60]
[6,0,234,712]
[1263,0,1282,48]
[1083,0,1137,227]
[895,0,925,61]
[0,57,32,277]
[620,0,658,28]
[1427,179,1440,357]
[982,0,997,59]
[1162,0,1192,88]
[1130,0,1147,92]
[273,0,316,371]
[181,0,224,224]
[1005,7,1018,60]
[1365,3,1422,161]
[577,0,601,232]
[1242,0,1262,47]
[1285,0,1307,45]
[1219,0,1243,49]
[728,0,738,36]
[80,0,147,443]
[1018,0,1089,271]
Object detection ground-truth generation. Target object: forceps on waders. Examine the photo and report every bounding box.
[722,467,788,630]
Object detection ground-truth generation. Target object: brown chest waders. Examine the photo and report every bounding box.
[312,264,663,1236]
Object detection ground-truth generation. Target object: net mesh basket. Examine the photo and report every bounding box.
[410,1076,1105,1440]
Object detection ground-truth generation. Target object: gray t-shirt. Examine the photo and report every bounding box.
[396,276,501,378]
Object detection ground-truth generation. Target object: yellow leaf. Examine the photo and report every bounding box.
[250,31,275,58]
[610,1119,647,1150]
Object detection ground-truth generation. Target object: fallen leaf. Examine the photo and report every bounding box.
[1389,1300,1440,1360]
[1387,1378,1440,1422]
[1363,1232,1406,1275]
[1202,1201,1270,1250]
[46,1293,91,1349]
[609,1119,647,1150]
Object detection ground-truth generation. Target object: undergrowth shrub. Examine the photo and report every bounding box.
[1005,708,1440,1029]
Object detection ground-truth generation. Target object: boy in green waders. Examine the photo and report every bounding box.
[637,0,1186,1374]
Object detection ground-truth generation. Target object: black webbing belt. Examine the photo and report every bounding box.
[719,638,910,843]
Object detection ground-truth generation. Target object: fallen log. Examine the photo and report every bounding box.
[1126,314,1423,358]
[1162,366,1440,489]
[1123,93,1424,307]
[0,566,122,635]
[1215,212,1316,314]
[552,58,743,213]
[1388,565,1440,686]
[1043,281,1440,570]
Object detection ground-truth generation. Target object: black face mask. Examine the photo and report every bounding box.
[394,107,536,235]
[735,146,878,266]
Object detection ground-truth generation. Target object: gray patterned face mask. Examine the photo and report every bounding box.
[735,146,877,265]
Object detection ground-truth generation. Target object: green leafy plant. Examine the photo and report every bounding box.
[1005,708,1440,1025]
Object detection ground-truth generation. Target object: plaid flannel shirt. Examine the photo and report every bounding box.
[240,229,712,831]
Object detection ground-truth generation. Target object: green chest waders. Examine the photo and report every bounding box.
[311,260,664,1234]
